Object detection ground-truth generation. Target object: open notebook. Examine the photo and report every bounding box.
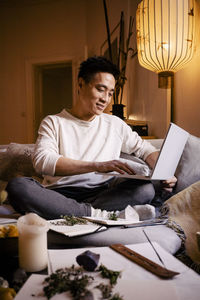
[96,123,189,181]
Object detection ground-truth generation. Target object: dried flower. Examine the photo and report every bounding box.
[103,4,137,105]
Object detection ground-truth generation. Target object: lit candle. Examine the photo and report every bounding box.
[17,213,49,272]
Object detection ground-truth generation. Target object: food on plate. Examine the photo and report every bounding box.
[0,224,18,238]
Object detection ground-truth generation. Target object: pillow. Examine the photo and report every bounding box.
[0,143,40,181]
[175,134,200,193]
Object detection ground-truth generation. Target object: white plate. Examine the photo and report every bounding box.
[48,219,107,237]
[15,274,179,300]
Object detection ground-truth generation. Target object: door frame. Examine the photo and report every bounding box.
[25,54,80,143]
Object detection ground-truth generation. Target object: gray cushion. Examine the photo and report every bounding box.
[175,135,200,193]
[48,224,181,255]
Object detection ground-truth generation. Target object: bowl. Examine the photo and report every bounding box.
[0,224,18,257]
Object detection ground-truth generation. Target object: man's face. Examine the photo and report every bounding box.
[78,72,115,120]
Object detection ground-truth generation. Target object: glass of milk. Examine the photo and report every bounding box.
[17,213,49,272]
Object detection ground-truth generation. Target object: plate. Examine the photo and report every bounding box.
[48,219,107,237]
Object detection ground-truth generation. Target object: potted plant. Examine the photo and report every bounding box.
[103,1,137,119]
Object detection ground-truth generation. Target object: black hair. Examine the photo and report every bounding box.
[78,56,120,83]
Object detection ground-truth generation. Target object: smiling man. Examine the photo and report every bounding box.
[6,56,176,220]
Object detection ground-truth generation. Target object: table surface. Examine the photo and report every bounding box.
[15,242,200,300]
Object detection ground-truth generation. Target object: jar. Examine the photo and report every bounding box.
[17,213,49,272]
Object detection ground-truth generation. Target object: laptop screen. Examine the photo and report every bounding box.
[151,123,189,180]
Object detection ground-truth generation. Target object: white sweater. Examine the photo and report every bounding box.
[33,109,156,188]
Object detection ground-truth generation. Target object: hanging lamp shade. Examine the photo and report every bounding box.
[136,0,195,88]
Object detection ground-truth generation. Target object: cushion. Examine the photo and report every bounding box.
[163,181,200,262]
[175,135,200,193]
[0,143,41,181]
[48,224,181,255]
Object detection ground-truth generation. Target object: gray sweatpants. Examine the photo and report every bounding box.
[6,177,155,220]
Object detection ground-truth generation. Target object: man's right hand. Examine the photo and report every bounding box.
[94,160,136,175]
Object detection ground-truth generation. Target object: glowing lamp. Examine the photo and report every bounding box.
[136,0,195,88]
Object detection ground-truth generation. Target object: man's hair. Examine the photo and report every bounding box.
[78,56,120,83]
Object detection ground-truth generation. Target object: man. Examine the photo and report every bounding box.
[6,56,176,220]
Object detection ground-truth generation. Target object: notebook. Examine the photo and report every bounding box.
[96,123,189,181]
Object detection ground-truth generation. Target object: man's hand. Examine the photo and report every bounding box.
[161,176,177,192]
[95,160,136,175]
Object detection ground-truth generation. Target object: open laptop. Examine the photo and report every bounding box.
[96,122,189,181]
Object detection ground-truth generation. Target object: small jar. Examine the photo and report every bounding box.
[17,213,49,272]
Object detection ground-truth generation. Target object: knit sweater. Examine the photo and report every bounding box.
[33,109,156,188]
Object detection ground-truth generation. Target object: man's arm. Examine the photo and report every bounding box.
[145,151,159,169]
[55,156,138,176]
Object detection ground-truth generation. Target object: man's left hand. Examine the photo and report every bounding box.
[161,176,177,192]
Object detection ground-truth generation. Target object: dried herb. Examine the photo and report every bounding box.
[96,283,112,298]
[108,212,118,221]
[51,215,87,226]
[42,263,122,299]
[43,265,93,300]
[98,264,121,285]
[79,290,94,300]
[109,293,124,300]
[96,283,124,300]
[62,215,87,226]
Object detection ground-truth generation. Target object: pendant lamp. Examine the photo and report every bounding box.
[136,0,195,88]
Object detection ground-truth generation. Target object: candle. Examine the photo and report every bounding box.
[17,213,49,272]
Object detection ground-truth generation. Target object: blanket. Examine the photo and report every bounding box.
[162,181,200,264]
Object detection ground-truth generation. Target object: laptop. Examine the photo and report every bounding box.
[96,123,189,181]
